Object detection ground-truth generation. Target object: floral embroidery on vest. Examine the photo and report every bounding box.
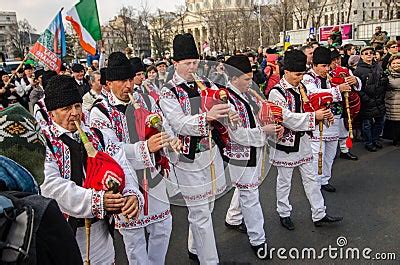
[102,93,130,143]
[224,93,251,160]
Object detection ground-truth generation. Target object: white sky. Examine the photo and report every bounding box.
[1,0,185,33]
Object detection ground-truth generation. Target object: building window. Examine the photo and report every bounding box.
[341,12,344,22]
[245,0,249,6]
[236,0,241,6]
[226,0,231,5]
[379,10,383,19]
[371,2,374,7]
[196,3,200,10]
[354,10,357,15]
[330,14,334,25]
[371,10,374,19]
[324,14,328,25]
[397,11,400,19]
[363,11,366,21]
[6,17,10,21]
[362,2,365,8]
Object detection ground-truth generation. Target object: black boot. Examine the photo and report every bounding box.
[365,144,377,152]
[280,217,295,230]
[225,221,247,233]
[188,251,199,263]
[321,184,336,192]
[373,141,383,149]
[339,152,358,160]
[251,242,269,260]
[314,215,343,227]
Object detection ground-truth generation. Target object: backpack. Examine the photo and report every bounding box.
[0,193,34,264]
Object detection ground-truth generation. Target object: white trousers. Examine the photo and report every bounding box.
[119,217,172,265]
[225,188,265,246]
[276,163,326,222]
[311,140,338,185]
[187,200,219,265]
[225,188,242,226]
[76,220,115,265]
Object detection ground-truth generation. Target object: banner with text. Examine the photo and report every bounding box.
[29,10,66,72]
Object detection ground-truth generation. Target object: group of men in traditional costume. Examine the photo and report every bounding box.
[28,32,363,264]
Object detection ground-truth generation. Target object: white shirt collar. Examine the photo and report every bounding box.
[110,90,129,106]
[281,76,301,93]
[52,121,80,140]
[227,81,247,99]
[173,72,190,86]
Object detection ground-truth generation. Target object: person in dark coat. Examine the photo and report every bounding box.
[341,44,356,68]
[71,63,90,96]
[353,47,387,152]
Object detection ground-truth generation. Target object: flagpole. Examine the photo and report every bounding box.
[4,54,29,88]
[60,7,65,62]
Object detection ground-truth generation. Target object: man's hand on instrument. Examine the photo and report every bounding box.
[315,109,332,121]
[228,111,241,125]
[104,191,125,213]
[338,83,352,93]
[168,137,182,153]
[121,195,140,219]
[206,104,230,122]
[261,124,283,137]
[344,76,357,86]
[147,132,171,153]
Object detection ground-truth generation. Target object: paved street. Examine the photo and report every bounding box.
[115,141,400,264]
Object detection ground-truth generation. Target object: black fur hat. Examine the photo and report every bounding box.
[284,50,307,72]
[44,75,82,111]
[173,33,199,61]
[313,47,332,65]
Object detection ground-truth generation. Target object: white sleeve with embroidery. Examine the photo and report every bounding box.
[303,74,342,102]
[42,147,105,219]
[269,89,316,132]
[90,106,155,170]
[159,88,209,137]
[228,124,267,147]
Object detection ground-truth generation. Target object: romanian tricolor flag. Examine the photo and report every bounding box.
[66,0,102,55]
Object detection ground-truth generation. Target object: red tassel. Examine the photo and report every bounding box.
[346,137,353,149]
